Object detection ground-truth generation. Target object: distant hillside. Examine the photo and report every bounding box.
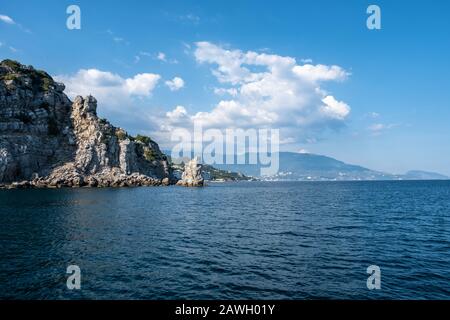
[212,152,449,181]
[401,170,449,180]
[202,164,253,181]
[213,152,393,181]
[170,161,251,182]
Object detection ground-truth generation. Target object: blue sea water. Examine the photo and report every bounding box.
[0,181,449,300]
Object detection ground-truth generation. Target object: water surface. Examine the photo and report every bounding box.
[0,181,449,299]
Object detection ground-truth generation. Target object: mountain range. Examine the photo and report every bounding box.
[210,152,449,181]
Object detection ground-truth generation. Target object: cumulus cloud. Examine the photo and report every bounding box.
[166,106,189,123]
[165,77,185,91]
[157,41,351,145]
[55,69,160,108]
[292,64,348,82]
[125,73,161,95]
[321,95,350,120]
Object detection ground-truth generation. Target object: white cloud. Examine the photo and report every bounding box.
[0,14,31,33]
[8,46,18,53]
[137,51,152,61]
[0,14,15,25]
[368,123,398,136]
[157,52,166,62]
[153,52,178,64]
[135,51,162,64]
[214,87,238,96]
[55,69,160,108]
[321,95,350,120]
[292,64,349,82]
[157,41,351,145]
[166,106,188,122]
[125,73,161,95]
[165,77,185,91]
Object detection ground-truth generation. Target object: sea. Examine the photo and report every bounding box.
[0,181,449,299]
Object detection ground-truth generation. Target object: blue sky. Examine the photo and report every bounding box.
[1,0,450,175]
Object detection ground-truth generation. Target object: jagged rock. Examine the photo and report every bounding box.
[176,158,204,187]
[0,59,173,188]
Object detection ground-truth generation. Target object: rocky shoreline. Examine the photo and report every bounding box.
[0,59,194,188]
[0,175,170,189]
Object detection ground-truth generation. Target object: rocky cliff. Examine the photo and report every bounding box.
[0,59,173,188]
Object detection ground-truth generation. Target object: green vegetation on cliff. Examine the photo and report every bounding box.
[0,59,56,92]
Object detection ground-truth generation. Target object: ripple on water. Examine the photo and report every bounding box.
[0,181,449,299]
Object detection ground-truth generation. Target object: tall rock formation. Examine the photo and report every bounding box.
[176,158,204,187]
[0,59,172,188]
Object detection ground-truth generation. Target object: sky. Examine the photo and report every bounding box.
[1,0,450,175]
